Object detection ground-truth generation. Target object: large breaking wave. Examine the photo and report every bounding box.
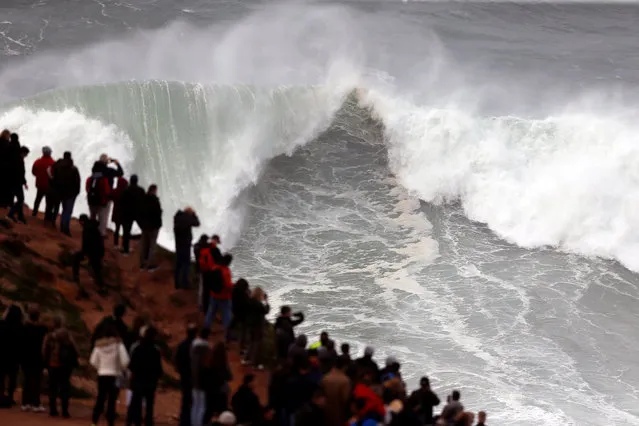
[2,80,639,272]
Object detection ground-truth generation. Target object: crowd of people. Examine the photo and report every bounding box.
[0,130,489,426]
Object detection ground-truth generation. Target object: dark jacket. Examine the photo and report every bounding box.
[139,193,162,231]
[52,158,81,200]
[356,355,380,382]
[173,210,200,250]
[285,372,317,415]
[91,315,129,349]
[119,183,146,222]
[102,162,124,190]
[231,384,262,425]
[82,218,105,259]
[231,286,250,322]
[0,318,23,366]
[129,340,163,387]
[175,337,195,386]
[409,388,440,424]
[21,321,49,368]
[275,313,304,354]
[191,338,211,391]
[11,151,26,189]
[294,402,325,426]
[246,298,270,329]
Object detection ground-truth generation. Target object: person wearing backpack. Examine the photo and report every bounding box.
[90,324,130,426]
[42,316,79,418]
[204,254,234,338]
[86,161,112,237]
[51,152,81,236]
[138,184,162,271]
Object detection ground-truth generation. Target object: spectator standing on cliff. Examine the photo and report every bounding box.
[230,278,250,353]
[42,316,79,418]
[173,207,200,289]
[31,146,55,219]
[20,307,49,413]
[91,304,129,349]
[207,342,233,422]
[86,162,112,237]
[191,328,211,426]
[0,129,11,208]
[409,376,440,425]
[175,323,198,426]
[244,287,270,370]
[72,214,106,297]
[322,356,352,426]
[99,154,124,226]
[356,346,380,383]
[110,176,129,248]
[90,324,130,426]
[197,235,223,313]
[127,326,163,426]
[0,304,23,407]
[441,390,464,425]
[138,184,162,272]
[51,152,81,236]
[231,374,262,425]
[119,174,145,255]
[204,254,234,338]
[274,306,305,362]
[7,143,31,224]
[294,386,327,426]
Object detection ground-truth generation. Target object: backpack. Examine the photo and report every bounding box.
[87,177,104,206]
[203,268,224,294]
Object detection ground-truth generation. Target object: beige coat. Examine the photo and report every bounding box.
[321,368,352,426]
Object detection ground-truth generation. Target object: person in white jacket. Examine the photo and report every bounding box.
[89,325,130,426]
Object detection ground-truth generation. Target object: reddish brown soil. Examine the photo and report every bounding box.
[0,207,269,424]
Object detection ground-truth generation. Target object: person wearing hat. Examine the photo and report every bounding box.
[31,146,55,219]
[213,411,236,426]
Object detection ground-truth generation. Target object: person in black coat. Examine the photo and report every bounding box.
[52,152,82,236]
[230,278,250,352]
[173,207,200,289]
[91,304,129,349]
[274,306,304,361]
[231,374,262,425]
[98,154,124,190]
[175,323,198,426]
[72,214,106,297]
[127,326,163,426]
[7,143,30,224]
[119,174,146,255]
[0,129,11,207]
[138,185,162,271]
[244,287,270,369]
[293,386,326,426]
[409,376,440,425]
[20,308,50,411]
[0,304,24,407]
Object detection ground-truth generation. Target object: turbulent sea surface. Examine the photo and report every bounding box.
[2,1,639,424]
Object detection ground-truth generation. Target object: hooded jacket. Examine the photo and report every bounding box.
[210,264,233,300]
[32,155,55,191]
[89,337,130,377]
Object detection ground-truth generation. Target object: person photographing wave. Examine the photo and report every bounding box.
[173,206,201,289]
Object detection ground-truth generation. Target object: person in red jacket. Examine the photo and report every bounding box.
[31,146,55,219]
[204,253,234,339]
[86,162,112,237]
[351,370,386,425]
